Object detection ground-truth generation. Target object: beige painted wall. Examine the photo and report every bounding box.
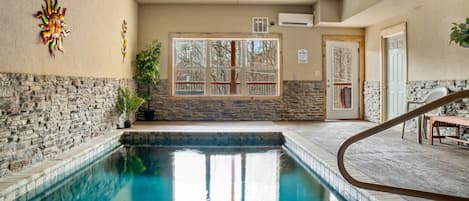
[138,4,363,80]
[0,0,138,78]
[340,0,381,21]
[314,0,340,24]
[365,0,469,81]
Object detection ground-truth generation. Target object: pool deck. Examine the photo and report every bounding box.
[131,121,469,201]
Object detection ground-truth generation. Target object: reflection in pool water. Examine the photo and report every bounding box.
[24,146,341,201]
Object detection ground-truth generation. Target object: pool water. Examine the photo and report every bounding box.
[25,146,342,201]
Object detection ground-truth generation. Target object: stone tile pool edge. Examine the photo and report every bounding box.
[0,131,123,201]
[282,131,405,201]
[0,130,404,201]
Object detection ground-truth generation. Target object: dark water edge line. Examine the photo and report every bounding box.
[121,144,283,149]
[282,146,347,201]
[23,144,124,201]
[24,142,344,201]
[24,144,282,201]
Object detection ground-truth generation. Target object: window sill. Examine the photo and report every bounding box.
[167,95,282,100]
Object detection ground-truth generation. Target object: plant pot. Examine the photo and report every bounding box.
[117,115,125,129]
[144,110,155,121]
[124,120,131,128]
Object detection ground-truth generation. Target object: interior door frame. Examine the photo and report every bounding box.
[380,22,408,123]
[322,35,365,120]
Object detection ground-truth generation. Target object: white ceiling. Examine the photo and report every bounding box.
[135,0,427,28]
[337,0,427,27]
[136,0,317,5]
[316,0,427,27]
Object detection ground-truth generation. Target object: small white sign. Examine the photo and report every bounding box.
[298,49,308,64]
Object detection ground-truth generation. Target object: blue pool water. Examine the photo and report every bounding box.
[24,146,342,201]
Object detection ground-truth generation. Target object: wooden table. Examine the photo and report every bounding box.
[429,116,469,145]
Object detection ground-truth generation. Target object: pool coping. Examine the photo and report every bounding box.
[0,131,123,201]
[0,130,405,201]
[282,131,405,201]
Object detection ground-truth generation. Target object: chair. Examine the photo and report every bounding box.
[401,87,449,142]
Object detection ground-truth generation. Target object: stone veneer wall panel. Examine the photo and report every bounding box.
[0,73,133,177]
[407,80,469,112]
[363,80,469,127]
[139,80,324,121]
[364,81,381,123]
[406,79,469,132]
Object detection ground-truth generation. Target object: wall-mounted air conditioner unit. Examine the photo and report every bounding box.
[278,13,314,27]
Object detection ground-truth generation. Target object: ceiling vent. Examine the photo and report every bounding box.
[252,17,269,33]
[278,13,314,27]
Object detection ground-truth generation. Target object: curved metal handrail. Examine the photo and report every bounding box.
[338,90,469,201]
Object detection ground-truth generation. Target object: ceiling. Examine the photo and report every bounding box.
[324,0,427,27]
[135,0,317,5]
[135,0,427,28]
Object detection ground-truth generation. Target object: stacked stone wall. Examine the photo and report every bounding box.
[406,80,469,132]
[364,81,381,123]
[138,80,325,121]
[0,73,132,177]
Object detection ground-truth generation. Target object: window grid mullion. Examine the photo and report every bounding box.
[172,38,279,97]
[205,41,211,96]
[241,41,247,96]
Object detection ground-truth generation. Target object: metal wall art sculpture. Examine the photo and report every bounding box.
[35,0,71,57]
[121,20,128,63]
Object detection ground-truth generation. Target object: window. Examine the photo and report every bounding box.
[171,33,281,97]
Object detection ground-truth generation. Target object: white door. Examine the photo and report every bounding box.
[326,41,360,119]
[386,34,406,120]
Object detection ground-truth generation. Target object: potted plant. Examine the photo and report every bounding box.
[135,40,161,121]
[117,86,145,128]
[450,18,469,48]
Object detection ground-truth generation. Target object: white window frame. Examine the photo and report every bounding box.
[169,33,283,99]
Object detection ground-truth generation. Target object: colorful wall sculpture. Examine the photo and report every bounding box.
[35,0,71,57]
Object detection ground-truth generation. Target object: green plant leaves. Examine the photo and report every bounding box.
[135,41,161,110]
[117,86,145,120]
[125,153,147,175]
[449,18,469,47]
[135,41,161,86]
